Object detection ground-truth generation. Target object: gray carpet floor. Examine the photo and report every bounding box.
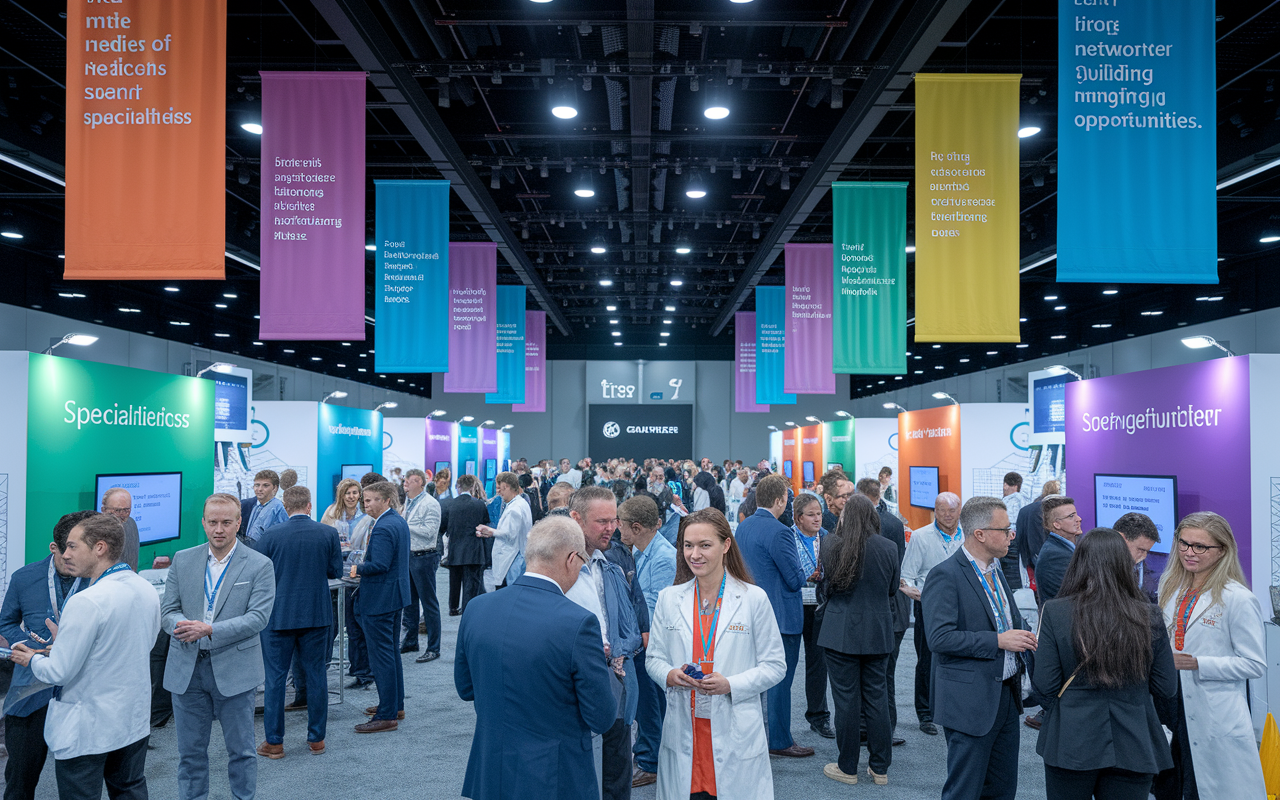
[24,571,1051,799]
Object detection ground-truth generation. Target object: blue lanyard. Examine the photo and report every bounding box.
[792,527,818,574]
[694,573,727,661]
[940,525,962,545]
[205,555,232,613]
[47,559,82,622]
[971,560,1009,633]
[92,562,130,586]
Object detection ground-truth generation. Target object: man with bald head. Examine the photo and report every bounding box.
[899,491,964,736]
[100,487,141,571]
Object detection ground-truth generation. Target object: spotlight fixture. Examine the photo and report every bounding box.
[767,425,779,431]
[883,403,908,413]
[835,411,852,418]
[321,391,348,404]
[195,362,235,377]
[805,416,821,423]
[241,122,263,135]
[931,391,959,405]
[685,174,707,199]
[43,333,99,354]
[374,402,399,413]
[1045,365,1084,380]
[429,409,447,417]
[1180,335,1234,356]
[1018,126,1041,138]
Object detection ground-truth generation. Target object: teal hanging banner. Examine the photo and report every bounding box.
[485,285,527,405]
[755,286,796,406]
[374,180,450,372]
[832,182,907,375]
[1057,0,1216,283]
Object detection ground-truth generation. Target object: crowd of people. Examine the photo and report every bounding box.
[0,457,1269,800]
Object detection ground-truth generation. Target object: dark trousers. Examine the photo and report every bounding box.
[344,590,372,680]
[800,604,829,727]
[360,609,405,720]
[293,594,340,701]
[941,681,1021,800]
[913,601,934,723]
[602,716,632,800]
[4,706,49,800]
[458,564,486,612]
[149,631,172,726]
[263,627,330,744]
[448,565,463,613]
[1153,676,1199,800]
[826,649,891,776]
[54,735,148,800]
[887,629,905,732]
[402,550,441,652]
[765,633,802,750]
[632,648,666,773]
[1045,764,1153,800]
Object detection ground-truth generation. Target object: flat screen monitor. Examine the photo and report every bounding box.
[1094,474,1178,554]
[826,462,843,472]
[464,459,476,476]
[802,461,815,483]
[95,472,183,545]
[484,459,498,480]
[909,466,940,509]
[342,464,372,482]
[434,461,451,476]
[783,461,793,479]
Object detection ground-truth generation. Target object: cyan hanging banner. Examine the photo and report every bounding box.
[1057,0,1216,283]
[485,286,527,405]
[755,286,796,406]
[374,180,450,372]
[831,182,907,375]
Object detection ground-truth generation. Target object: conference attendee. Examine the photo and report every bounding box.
[320,478,365,546]
[454,516,619,800]
[618,495,676,788]
[1,510,93,800]
[433,467,453,501]
[349,481,411,732]
[1033,528,1177,800]
[341,471,387,689]
[99,488,141,571]
[690,471,711,512]
[922,496,1034,800]
[478,472,532,594]
[696,471,727,515]
[1156,512,1266,800]
[729,468,750,503]
[1033,496,1081,606]
[442,475,491,613]
[546,481,575,517]
[818,470,853,534]
[735,473,812,757]
[255,486,342,758]
[1113,511,1161,605]
[279,469,298,491]
[856,477,910,746]
[899,491,963,735]
[790,493,832,739]
[398,469,443,661]
[1020,479,1061,572]
[557,457,583,489]
[11,513,160,800]
[817,495,901,786]
[162,494,275,799]
[646,508,787,799]
[243,470,289,548]
[1000,472,1026,590]
[521,472,547,523]
[877,466,896,507]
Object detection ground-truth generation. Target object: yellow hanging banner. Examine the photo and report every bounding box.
[914,74,1021,342]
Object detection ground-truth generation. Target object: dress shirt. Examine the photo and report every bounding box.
[201,543,237,649]
[1003,492,1027,531]
[632,534,678,617]
[901,522,964,590]
[523,571,564,595]
[729,478,749,502]
[565,551,609,646]
[961,544,1018,679]
[245,496,288,543]
[556,469,583,490]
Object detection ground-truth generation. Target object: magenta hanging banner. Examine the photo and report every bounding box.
[735,312,770,413]
[443,242,498,393]
[783,243,836,394]
[512,311,547,413]
[259,72,366,340]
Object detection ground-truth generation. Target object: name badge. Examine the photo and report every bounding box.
[802,586,818,605]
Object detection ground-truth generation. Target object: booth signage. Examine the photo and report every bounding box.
[755,286,797,405]
[485,286,528,404]
[783,244,836,394]
[735,312,769,413]
[588,404,693,463]
[512,311,547,413]
[831,182,907,375]
[443,243,498,394]
[374,180,450,372]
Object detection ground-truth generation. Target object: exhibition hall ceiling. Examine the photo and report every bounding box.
[1,0,1279,400]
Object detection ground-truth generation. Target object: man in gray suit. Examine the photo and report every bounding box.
[100,487,141,571]
[162,494,276,800]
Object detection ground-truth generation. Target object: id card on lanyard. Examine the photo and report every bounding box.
[47,560,82,624]
[693,574,725,720]
[971,562,1010,634]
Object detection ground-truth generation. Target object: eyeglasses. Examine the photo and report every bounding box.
[980,526,1015,538]
[570,551,588,566]
[103,506,131,515]
[1176,537,1223,555]
[1054,512,1080,524]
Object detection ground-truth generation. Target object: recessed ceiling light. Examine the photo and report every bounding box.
[685,189,707,199]
[215,303,227,309]
[311,356,321,361]
[0,231,23,239]
[342,342,351,346]
[590,245,606,254]
[214,333,230,337]
[914,369,924,374]
[1092,323,1112,328]
[574,188,595,198]
[609,319,619,324]
[607,305,617,311]
[337,363,345,368]
[913,355,922,360]
[676,246,692,254]
[58,254,65,259]
[223,293,237,298]
[1051,334,1067,339]
[959,358,970,363]
[1195,296,1223,302]
[1044,295,1057,301]
[611,331,621,337]
[1054,305,1066,311]
[703,105,729,120]
[253,341,264,345]
[358,368,366,372]
[551,105,578,120]
[1020,317,1027,322]
[670,279,683,286]
[1141,310,1164,316]
[986,350,997,355]
[614,341,623,346]
[283,349,295,353]
[934,365,944,369]
[665,305,676,312]
[1260,236,1280,243]
[659,342,668,347]
[661,332,670,337]
[169,321,190,326]
[164,286,179,292]
[118,307,141,313]
[599,279,613,286]
[397,378,405,382]
[1018,126,1041,138]
[365,244,376,251]
[932,344,941,349]
[905,245,916,253]
[1017,343,1029,348]
[241,122,263,135]
[1102,289,1118,295]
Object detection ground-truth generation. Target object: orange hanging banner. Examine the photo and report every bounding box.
[65,0,227,279]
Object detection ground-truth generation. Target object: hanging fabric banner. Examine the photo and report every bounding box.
[485,286,527,404]
[444,242,498,393]
[512,311,546,413]
[914,74,1021,343]
[755,286,797,406]
[64,0,226,279]
[374,180,450,372]
[783,244,836,394]
[735,312,770,413]
[831,182,908,375]
[259,72,366,340]
[1057,0,1216,283]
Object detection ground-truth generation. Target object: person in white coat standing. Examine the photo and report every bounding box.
[478,471,532,592]
[1156,511,1266,800]
[645,508,786,800]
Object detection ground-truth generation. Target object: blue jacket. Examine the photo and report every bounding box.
[256,514,343,629]
[0,556,81,717]
[244,496,289,544]
[633,534,678,618]
[355,508,411,615]
[455,574,619,800]
[597,554,644,726]
[1035,533,1075,606]
[735,507,805,634]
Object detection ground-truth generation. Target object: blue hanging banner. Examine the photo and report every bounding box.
[1056,0,1216,284]
[374,180,450,372]
[755,286,797,406]
[485,285,527,405]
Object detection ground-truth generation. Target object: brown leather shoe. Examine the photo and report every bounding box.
[631,769,656,788]
[284,699,308,711]
[256,742,284,759]
[364,706,405,720]
[308,740,325,755]
[1024,713,1043,730]
[355,719,398,734]
[770,744,816,758]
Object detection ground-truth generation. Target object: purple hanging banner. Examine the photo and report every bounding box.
[783,243,836,394]
[259,72,366,340]
[736,312,770,413]
[444,242,498,393]
[512,311,547,413]
[424,419,456,482]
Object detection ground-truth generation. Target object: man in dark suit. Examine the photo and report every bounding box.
[857,478,909,746]
[923,496,1036,800]
[349,481,410,733]
[1113,512,1161,604]
[1033,496,1081,607]
[1017,498,1047,572]
[255,486,343,757]
[442,478,491,610]
[238,496,256,538]
[735,473,812,758]
[455,516,619,800]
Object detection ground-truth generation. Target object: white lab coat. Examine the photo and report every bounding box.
[483,494,531,592]
[1161,581,1267,800]
[645,576,786,800]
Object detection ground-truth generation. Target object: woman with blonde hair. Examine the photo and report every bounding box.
[321,478,365,544]
[1154,511,1265,800]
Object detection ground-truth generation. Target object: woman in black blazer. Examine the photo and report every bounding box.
[1033,528,1177,800]
[816,494,902,787]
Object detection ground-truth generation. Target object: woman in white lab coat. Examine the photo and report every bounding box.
[1157,511,1266,800]
[646,508,786,800]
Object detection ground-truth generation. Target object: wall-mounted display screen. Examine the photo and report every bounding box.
[1094,473,1178,554]
[95,472,183,545]
[434,461,451,476]
[342,464,372,482]
[207,365,253,443]
[1032,373,1071,435]
[802,461,815,483]
[909,466,940,509]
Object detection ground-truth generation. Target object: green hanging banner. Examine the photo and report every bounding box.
[831,182,907,375]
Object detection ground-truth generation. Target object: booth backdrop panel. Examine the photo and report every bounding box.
[781,429,798,486]
[959,403,1031,502]
[425,420,457,493]
[317,404,383,512]
[456,425,481,484]
[791,424,824,494]
[898,405,962,530]
[823,419,855,475]
[0,353,30,596]
[770,431,784,473]
[588,404,693,464]
[854,417,900,485]
[480,427,500,495]
[27,354,213,564]
[382,418,427,480]
[216,401,318,514]
[1246,355,1280,600]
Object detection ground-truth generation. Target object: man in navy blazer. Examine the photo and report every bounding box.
[350,481,411,732]
[923,496,1037,800]
[456,516,619,800]
[734,473,812,757]
[255,486,343,756]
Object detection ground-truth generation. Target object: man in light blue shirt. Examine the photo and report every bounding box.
[243,470,289,548]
